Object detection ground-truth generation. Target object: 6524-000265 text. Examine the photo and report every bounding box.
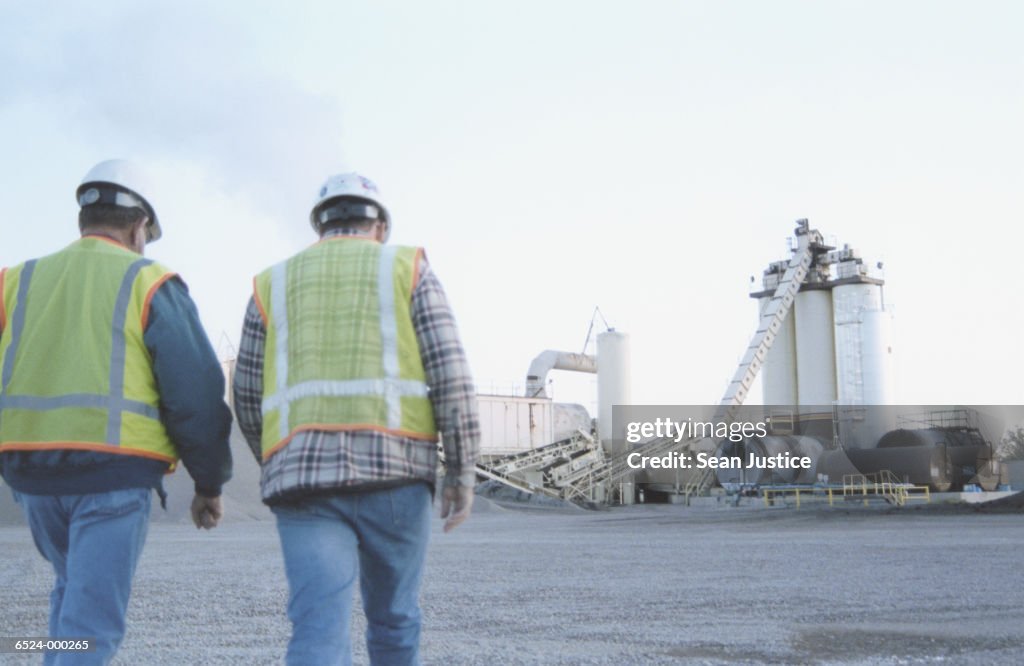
[0,638,95,654]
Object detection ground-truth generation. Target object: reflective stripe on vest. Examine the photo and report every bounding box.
[256,240,437,458]
[0,239,177,463]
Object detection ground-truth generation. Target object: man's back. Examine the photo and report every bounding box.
[252,237,438,460]
[0,159,233,663]
[234,172,479,665]
[1,237,176,463]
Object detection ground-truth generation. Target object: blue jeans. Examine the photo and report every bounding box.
[13,487,151,666]
[272,482,432,666]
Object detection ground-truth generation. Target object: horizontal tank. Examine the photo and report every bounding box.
[818,426,998,492]
[877,428,948,448]
[972,449,1001,492]
[877,427,995,490]
[714,435,824,486]
[815,449,861,485]
[789,436,825,479]
[845,446,952,491]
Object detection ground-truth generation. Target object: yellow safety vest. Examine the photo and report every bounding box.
[254,237,438,460]
[0,237,178,465]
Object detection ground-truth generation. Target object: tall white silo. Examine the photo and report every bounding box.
[759,296,798,405]
[832,280,894,407]
[597,330,631,451]
[832,282,882,405]
[859,308,894,405]
[794,289,837,406]
[857,307,896,447]
[830,269,895,447]
[752,226,894,417]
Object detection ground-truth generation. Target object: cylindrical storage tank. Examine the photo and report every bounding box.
[816,449,862,485]
[714,436,802,486]
[759,296,798,405]
[947,444,995,489]
[970,449,1000,492]
[597,330,631,454]
[790,436,826,484]
[860,309,894,406]
[966,448,999,489]
[832,283,882,405]
[877,429,946,448]
[845,446,952,491]
[878,428,993,490]
[794,289,837,407]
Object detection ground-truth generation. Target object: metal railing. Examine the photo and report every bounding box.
[762,470,931,509]
[841,470,931,507]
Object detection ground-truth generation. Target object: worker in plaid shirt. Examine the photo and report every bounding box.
[233,172,479,666]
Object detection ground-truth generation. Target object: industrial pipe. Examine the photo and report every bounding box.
[524,350,597,398]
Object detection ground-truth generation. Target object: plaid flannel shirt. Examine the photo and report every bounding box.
[233,231,479,502]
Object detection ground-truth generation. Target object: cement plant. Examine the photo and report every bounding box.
[467,220,1022,509]
[2,220,1023,665]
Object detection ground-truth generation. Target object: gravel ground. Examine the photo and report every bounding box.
[2,499,1023,665]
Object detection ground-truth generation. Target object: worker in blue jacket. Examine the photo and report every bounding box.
[0,159,232,664]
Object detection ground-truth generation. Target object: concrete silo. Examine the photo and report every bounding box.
[757,264,798,406]
[753,237,892,413]
[794,288,838,406]
[597,329,631,452]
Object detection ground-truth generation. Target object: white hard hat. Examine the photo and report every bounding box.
[76,159,162,243]
[310,172,390,241]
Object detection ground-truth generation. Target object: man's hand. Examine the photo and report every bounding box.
[440,485,473,533]
[190,494,223,530]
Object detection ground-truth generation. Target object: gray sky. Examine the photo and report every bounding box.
[2,1,1021,411]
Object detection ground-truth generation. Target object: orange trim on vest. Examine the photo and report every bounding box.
[0,267,6,332]
[141,273,177,330]
[0,441,176,464]
[263,423,440,461]
[252,277,270,327]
